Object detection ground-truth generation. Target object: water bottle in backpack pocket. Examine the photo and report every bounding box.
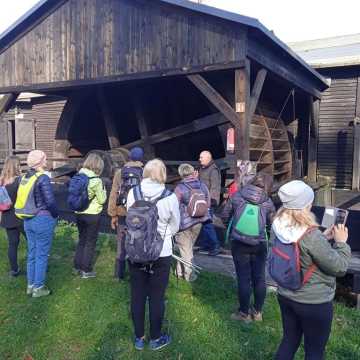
[125,186,172,264]
[0,186,12,211]
[116,166,143,206]
[67,173,98,212]
[268,227,317,290]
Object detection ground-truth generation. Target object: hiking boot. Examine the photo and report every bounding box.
[9,269,20,277]
[230,311,252,324]
[134,337,145,351]
[32,286,51,298]
[26,285,34,296]
[251,310,263,322]
[81,271,96,279]
[208,248,221,256]
[149,334,171,351]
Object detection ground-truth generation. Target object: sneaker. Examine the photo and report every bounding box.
[149,334,171,351]
[208,248,221,256]
[9,269,20,277]
[32,286,51,298]
[80,271,96,279]
[134,337,145,351]
[26,285,34,296]
[251,310,263,322]
[230,311,252,324]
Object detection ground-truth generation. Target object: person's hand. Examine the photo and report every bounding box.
[111,217,118,230]
[193,170,199,179]
[333,224,348,243]
[323,225,334,240]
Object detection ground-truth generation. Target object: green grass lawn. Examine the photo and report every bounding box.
[0,222,359,360]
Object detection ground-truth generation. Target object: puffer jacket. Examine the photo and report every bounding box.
[199,161,221,206]
[174,175,210,231]
[221,184,275,245]
[24,169,58,218]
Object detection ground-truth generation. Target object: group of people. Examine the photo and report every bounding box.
[0,146,352,357]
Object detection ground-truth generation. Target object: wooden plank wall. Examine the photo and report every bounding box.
[0,0,246,89]
[317,67,360,189]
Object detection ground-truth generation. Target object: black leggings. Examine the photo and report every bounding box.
[6,226,25,272]
[129,256,172,340]
[275,295,333,360]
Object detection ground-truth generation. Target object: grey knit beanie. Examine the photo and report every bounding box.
[278,180,314,210]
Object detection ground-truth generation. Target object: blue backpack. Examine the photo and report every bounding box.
[67,173,98,212]
[268,227,317,290]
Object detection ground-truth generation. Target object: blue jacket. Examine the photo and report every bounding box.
[174,176,210,231]
[25,169,58,218]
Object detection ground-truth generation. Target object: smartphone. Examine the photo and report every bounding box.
[334,209,349,226]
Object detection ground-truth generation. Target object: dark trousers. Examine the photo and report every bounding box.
[232,241,267,314]
[275,295,333,360]
[74,213,101,272]
[199,208,220,250]
[129,256,172,340]
[6,226,25,272]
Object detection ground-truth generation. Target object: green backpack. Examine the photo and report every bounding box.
[234,203,260,237]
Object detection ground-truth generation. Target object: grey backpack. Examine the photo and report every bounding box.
[125,186,172,264]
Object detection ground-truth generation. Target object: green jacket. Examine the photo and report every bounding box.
[76,168,107,215]
[277,229,351,304]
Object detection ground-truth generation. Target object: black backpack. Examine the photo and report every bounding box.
[67,173,98,212]
[125,186,172,264]
[117,166,143,206]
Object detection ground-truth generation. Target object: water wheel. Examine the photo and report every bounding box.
[250,115,292,182]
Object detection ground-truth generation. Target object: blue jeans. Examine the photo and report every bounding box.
[199,208,220,251]
[232,241,267,314]
[25,215,57,288]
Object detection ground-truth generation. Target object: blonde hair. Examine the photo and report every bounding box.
[0,156,21,186]
[275,206,318,228]
[83,153,104,176]
[143,159,167,184]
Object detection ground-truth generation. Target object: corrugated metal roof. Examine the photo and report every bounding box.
[289,33,360,68]
[0,0,327,87]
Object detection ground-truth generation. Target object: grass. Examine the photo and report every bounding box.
[0,222,359,360]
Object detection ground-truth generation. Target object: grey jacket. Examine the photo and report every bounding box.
[199,161,221,206]
[275,228,351,304]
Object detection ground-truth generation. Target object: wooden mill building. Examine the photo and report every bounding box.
[0,0,328,185]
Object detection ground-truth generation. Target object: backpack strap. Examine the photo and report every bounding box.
[133,185,143,202]
[155,188,172,203]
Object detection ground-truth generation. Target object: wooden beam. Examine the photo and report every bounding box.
[307,97,319,182]
[234,60,251,160]
[248,68,267,122]
[124,112,228,149]
[0,93,17,119]
[97,87,120,149]
[352,77,360,190]
[187,74,240,127]
[0,60,246,95]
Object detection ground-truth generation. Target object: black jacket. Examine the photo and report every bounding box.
[0,177,22,229]
[25,169,58,218]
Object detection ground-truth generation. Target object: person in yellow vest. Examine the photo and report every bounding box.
[73,153,107,279]
[15,150,58,298]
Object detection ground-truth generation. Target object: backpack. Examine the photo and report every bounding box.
[67,173,98,212]
[0,186,12,211]
[268,227,318,291]
[14,173,43,219]
[117,166,143,206]
[183,182,208,218]
[125,186,172,264]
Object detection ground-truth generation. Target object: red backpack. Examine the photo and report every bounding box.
[183,183,208,218]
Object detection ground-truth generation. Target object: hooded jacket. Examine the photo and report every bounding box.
[272,215,351,304]
[76,168,107,215]
[127,178,180,257]
[174,175,210,231]
[221,184,275,245]
[199,161,221,206]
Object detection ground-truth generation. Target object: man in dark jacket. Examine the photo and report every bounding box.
[174,163,210,281]
[198,151,221,256]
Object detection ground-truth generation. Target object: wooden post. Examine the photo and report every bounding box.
[308,96,319,182]
[97,87,120,149]
[352,77,360,190]
[234,60,250,161]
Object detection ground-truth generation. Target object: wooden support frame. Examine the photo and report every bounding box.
[307,96,319,182]
[97,87,120,149]
[352,77,360,190]
[248,68,267,122]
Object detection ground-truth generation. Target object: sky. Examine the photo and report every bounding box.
[0,0,359,43]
